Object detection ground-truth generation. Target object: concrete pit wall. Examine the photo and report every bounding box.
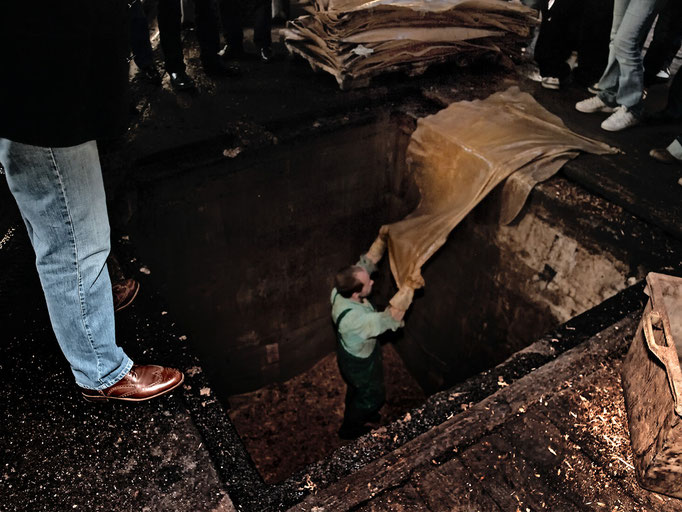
[129,114,642,400]
[399,183,635,394]
[130,115,415,397]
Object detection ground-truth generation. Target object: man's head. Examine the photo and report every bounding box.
[334,265,373,301]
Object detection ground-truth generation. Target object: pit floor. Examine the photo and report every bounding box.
[296,316,682,512]
[228,344,425,483]
[2,16,682,512]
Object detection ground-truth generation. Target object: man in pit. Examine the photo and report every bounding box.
[331,230,414,439]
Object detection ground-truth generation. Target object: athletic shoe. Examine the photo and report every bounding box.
[575,95,616,114]
[600,106,639,131]
[541,76,560,90]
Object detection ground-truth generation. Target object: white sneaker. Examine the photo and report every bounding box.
[541,77,560,90]
[600,106,640,131]
[575,95,616,114]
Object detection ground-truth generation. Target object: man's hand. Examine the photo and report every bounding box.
[389,286,414,312]
[366,232,388,264]
[388,305,405,322]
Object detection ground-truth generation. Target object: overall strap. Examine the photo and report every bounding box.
[334,308,353,343]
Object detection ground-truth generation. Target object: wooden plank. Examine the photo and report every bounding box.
[497,408,644,511]
[540,363,682,512]
[411,457,501,512]
[460,432,581,512]
[356,483,431,512]
[286,316,636,511]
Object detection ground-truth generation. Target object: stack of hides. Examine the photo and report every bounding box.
[284,0,537,89]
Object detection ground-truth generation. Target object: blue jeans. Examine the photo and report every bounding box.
[0,139,133,390]
[597,0,663,115]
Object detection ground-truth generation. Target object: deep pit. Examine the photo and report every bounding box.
[126,112,645,482]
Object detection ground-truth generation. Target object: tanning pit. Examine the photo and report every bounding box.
[120,107,679,502]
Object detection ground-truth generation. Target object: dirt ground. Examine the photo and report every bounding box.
[227,342,425,483]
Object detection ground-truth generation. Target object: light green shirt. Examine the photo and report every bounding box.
[330,255,402,358]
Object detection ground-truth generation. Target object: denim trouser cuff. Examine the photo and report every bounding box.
[667,138,682,161]
[78,357,134,391]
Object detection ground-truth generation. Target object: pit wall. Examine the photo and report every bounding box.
[397,179,637,393]
[130,114,415,397]
[128,110,662,399]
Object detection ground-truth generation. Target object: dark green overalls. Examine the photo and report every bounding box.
[334,307,386,433]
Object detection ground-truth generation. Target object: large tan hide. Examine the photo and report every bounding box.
[284,0,537,89]
[622,273,682,498]
[384,87,617,289]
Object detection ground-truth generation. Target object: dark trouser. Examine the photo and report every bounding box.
[337,343,385,433]
[535,0,584,80]
[219,0,271,51]
[665,69,682,118]
[129,0,155,69]
[158,0,221,72]
[573,0,613,86]
[534,0,613,85]
[644,0,682,78]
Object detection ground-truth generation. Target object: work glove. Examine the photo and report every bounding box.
[389,286,414,312]
[366,226,389,264]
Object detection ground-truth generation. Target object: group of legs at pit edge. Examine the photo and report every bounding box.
[522,0,682,171]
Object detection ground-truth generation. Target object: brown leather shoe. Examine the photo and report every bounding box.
[112,278,140,312]
[649,147,681,165]
[81,365,184,402]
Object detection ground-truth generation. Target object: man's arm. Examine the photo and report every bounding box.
[342,308,402,340]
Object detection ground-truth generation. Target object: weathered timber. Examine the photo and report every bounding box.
[500,409,642,511]
[540,366,682,512]
[622,274,682,499]
[411,457,501,512]
[356,482,430,512]
[460,432,581,512]
[286,315,637,511]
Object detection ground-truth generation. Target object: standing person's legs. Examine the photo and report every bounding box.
[219,0,244,54]
[129,0,155,70]
[253,0,272,55]
[0,139,133,390]
[665,69,682,118]
[643,0,682,82]
[610,0,664,115]
[597,0,632,103]
[157,0,186,73]
[534,0,582,83]
[193,0,222,68]
[574,0,613,86]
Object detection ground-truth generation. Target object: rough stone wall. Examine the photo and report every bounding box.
[396,180,641,394]
[131,116,410,397]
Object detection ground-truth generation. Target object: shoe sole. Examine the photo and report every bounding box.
[114,280,140,313]
[576,104,616,114]
[649,150,678,164]
[541,82,560,90]
[81,374,185,403]
[601,120,639,132]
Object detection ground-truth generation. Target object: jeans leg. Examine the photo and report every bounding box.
[611,0,663,114]
[667,135,682,160]
[598,0,630,105]
[0,139,133,390]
